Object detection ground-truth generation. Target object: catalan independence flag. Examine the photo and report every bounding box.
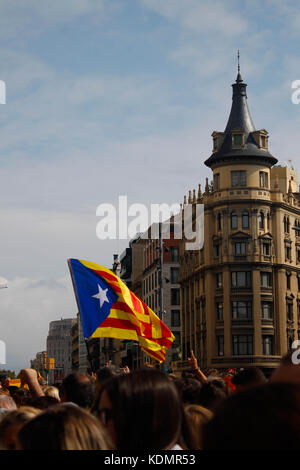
[68,259,175,363]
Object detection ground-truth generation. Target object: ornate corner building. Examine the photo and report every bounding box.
[180,70,300,375]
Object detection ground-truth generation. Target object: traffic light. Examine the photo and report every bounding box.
[48,358,55,370]
[42,352,47,370]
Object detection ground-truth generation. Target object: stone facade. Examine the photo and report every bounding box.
[46,317,76,383]
[180,71,300,374]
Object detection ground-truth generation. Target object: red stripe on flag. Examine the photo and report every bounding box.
[93,271,122,293]
[143,347,165,362]
[107,304,173,347]
[159,320,173,338]
[130,291,144,314]
[94,270,119,283]
[101,317,137,331]
[112,301,134,313]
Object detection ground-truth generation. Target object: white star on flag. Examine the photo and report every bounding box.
[92,284,109,308]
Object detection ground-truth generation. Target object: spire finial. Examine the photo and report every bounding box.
[236,50,243,83]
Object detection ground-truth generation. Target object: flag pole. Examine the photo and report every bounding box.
[159,222,164,372]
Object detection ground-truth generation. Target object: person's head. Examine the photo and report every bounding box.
[204,368,220,379]
[0,409,10,424]
[42,386,60,402]
[61,373,95,409]
[173,378,202,405]
[198,378,230,412]
[9,388,30,408]
[0,406,41,450]
[231,367,267,392]
[0,375,9,389]
[28,395,60,410]
[18,404,110,450]
[93,369,182,450]
[95,366,125,395]
[0,395,17,411]
[184,404,213,450]
[203,383,300,450]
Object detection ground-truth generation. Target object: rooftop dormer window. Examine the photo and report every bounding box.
[233,134,242,146]
[211,131,225,153]
[232,130,245,148]
[251,129,269,150]
[261,135,267,148]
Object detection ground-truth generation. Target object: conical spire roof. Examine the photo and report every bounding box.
[205,69,278,169]
[224,72,255,135]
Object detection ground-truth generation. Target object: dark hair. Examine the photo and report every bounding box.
[28,396,60,410]
[61,373,95,409]
[173,378,202,405]
[6,386,19,395]
[0,374,8,385]
[198,378,230,412]
[9,388,30,407]
[18,405,109,450]
[96,365,125,384]
[231,367,266,388]
[93,369,182,450]
[203,383,300,450]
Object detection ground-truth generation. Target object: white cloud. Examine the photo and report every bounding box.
[0,275,77,373]
[139,0,248,36]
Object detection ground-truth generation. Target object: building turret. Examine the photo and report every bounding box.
[205,71,278,169]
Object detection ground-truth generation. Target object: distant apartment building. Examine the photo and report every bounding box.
[71,312,91,373]
[46,318,76,383]
[141,224,181,369]
[30,351,46,379]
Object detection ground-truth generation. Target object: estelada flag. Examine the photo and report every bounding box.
[37,371,44,382]
[68,259,175,363]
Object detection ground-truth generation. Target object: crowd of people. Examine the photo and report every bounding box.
[0,350,300,450]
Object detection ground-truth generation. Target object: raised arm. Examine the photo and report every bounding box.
[187,350,207,384]
[19,368,45,400]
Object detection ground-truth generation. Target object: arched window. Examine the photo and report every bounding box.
[231,212,238,230]
[259,212,264,230]
[242,211,249,229]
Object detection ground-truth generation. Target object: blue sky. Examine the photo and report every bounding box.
[1,0,300,371]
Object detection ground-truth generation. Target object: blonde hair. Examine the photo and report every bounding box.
[18,405,111,450]
[184,404,213,450]
[0,406,41,450]
[43,386,60,401]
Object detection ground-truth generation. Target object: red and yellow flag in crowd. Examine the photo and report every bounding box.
[68,259,175,363]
